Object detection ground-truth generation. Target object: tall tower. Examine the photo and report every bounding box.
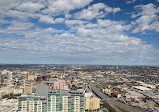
[8,72,13,81]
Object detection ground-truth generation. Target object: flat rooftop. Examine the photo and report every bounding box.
[134,86,151,91]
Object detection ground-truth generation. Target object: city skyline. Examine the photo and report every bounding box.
[0,0,159,65]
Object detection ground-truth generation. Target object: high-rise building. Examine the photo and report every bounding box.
[47,89,84,112]
[8,71,12,81]
[18,88,84,112]
[18,95,47,112]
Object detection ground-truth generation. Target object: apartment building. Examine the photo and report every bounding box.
[84,96,100,111]
[18,95,47,112]
[18,88,84,112]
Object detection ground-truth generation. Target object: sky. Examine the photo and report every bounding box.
[0,0,159,65]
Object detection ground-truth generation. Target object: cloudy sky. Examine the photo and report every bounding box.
[0,0,159,65]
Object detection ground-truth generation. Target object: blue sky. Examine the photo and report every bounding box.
[0,0,159,65]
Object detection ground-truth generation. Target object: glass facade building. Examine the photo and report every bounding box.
[18,89,84,112]
[18,95,47,112]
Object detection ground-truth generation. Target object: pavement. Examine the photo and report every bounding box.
[89,83,143,112]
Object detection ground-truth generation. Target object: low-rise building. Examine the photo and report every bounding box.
[46,79,69,90]
[27,74,34,82]
[124,91,143,101]
[23,85,32,94]
[84,96,100,111]
[102,88,111,96]
[0,87,23,95]
[133,86,151,92]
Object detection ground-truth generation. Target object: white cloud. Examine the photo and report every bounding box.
[97,19,123,27]
[0,0,19,10]
[0,1,33,20]
[7,21,33,31]
[112,8,121,13]
[0,18,158,64]
[74,3,121,20]
[65,20,87,26]
[0,0,158,65]
[0,20,62,40]
[126,0,137,4]
[132,3,159,33]
[65,14,72,19]
[16,2,45,12]
[0,9,36,20]
[55,18,65,23]
[0,0,93,24]
[38,15,55,24]
[38,16,65,24]
[0,19,10,24]
[0,21,34,36]
[42,0,93,15]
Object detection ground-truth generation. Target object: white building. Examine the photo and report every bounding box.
[8,72,13,81]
